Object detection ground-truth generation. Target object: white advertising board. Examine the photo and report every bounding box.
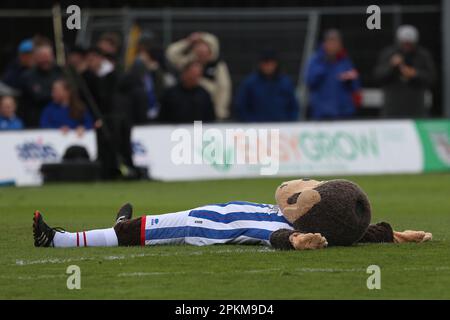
[0,120,423,186]
[131,120,423,181]
[0,130,96,186]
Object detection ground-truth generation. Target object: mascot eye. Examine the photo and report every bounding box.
[287,192,301,204]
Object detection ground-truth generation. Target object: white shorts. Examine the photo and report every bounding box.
[140,210,190,246]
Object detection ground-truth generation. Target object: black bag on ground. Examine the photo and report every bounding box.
[41,145,101,183]
[62,145,90,162]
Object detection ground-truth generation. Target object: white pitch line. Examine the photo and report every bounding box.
[4,266,449,281]
[13,247,275,266]
[118,271,188,277]
[0,274,66,281]
[15,257,91,266]
[292,267,366,273]
[117,269,280,278]
[116,267,359,278]
[117,265,450,278]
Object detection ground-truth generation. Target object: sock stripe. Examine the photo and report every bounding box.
[83,231,87,247]
[140,216,146,246]
[76,232,79,247]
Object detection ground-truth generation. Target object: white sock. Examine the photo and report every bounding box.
[52,228,118,248]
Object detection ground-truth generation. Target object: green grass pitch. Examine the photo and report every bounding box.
[0,173,449,299]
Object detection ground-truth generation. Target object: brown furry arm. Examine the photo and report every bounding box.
[269,229,296,250]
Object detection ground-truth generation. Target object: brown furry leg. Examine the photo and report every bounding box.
[357,222,394,243]
[113,217,142,246]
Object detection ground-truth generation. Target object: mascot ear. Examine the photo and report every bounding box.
[283,189,321,223]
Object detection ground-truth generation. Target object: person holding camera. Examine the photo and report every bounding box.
[374,25,436,118]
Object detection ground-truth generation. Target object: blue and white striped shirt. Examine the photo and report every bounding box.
[143,201,293,246]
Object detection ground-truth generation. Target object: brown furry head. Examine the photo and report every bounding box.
[275,179,371,246]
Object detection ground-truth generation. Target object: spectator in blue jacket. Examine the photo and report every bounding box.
[305,29,362,120]
[0,95,24,130]
[236,49,299,122]
[40,79,93,134]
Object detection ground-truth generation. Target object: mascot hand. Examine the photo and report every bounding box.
[393,230,433,243]
[289,232,328,250]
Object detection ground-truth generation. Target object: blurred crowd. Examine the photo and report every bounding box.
[0,25,437,132]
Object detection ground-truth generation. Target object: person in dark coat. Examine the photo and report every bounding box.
[2,39,34,89]
[236,49,299,122]
[69,47,122,120]
[19,44,63,127]
[116,39,165,124]
[305,29,362,120]
[71,47,137,180]
[159,61,215,123]
[374,25,436,118]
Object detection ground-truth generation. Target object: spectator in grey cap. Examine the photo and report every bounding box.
[374,25,436,118]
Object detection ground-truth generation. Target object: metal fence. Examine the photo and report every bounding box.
[74,5,442,116]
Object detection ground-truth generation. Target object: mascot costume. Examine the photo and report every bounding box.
[33,179,432,249]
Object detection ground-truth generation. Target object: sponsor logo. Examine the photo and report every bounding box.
[199,143,234,172]
[150,218,159,226]
[171,121,280,175]
[296,130,379,162]
[198,129,379,172]
[16,139,58,161]
[132,141,147,156]
[430,133,450,166]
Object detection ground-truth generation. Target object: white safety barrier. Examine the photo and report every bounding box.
[1,120,448,187]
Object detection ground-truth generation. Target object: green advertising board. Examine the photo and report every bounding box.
[415,120,450,171]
